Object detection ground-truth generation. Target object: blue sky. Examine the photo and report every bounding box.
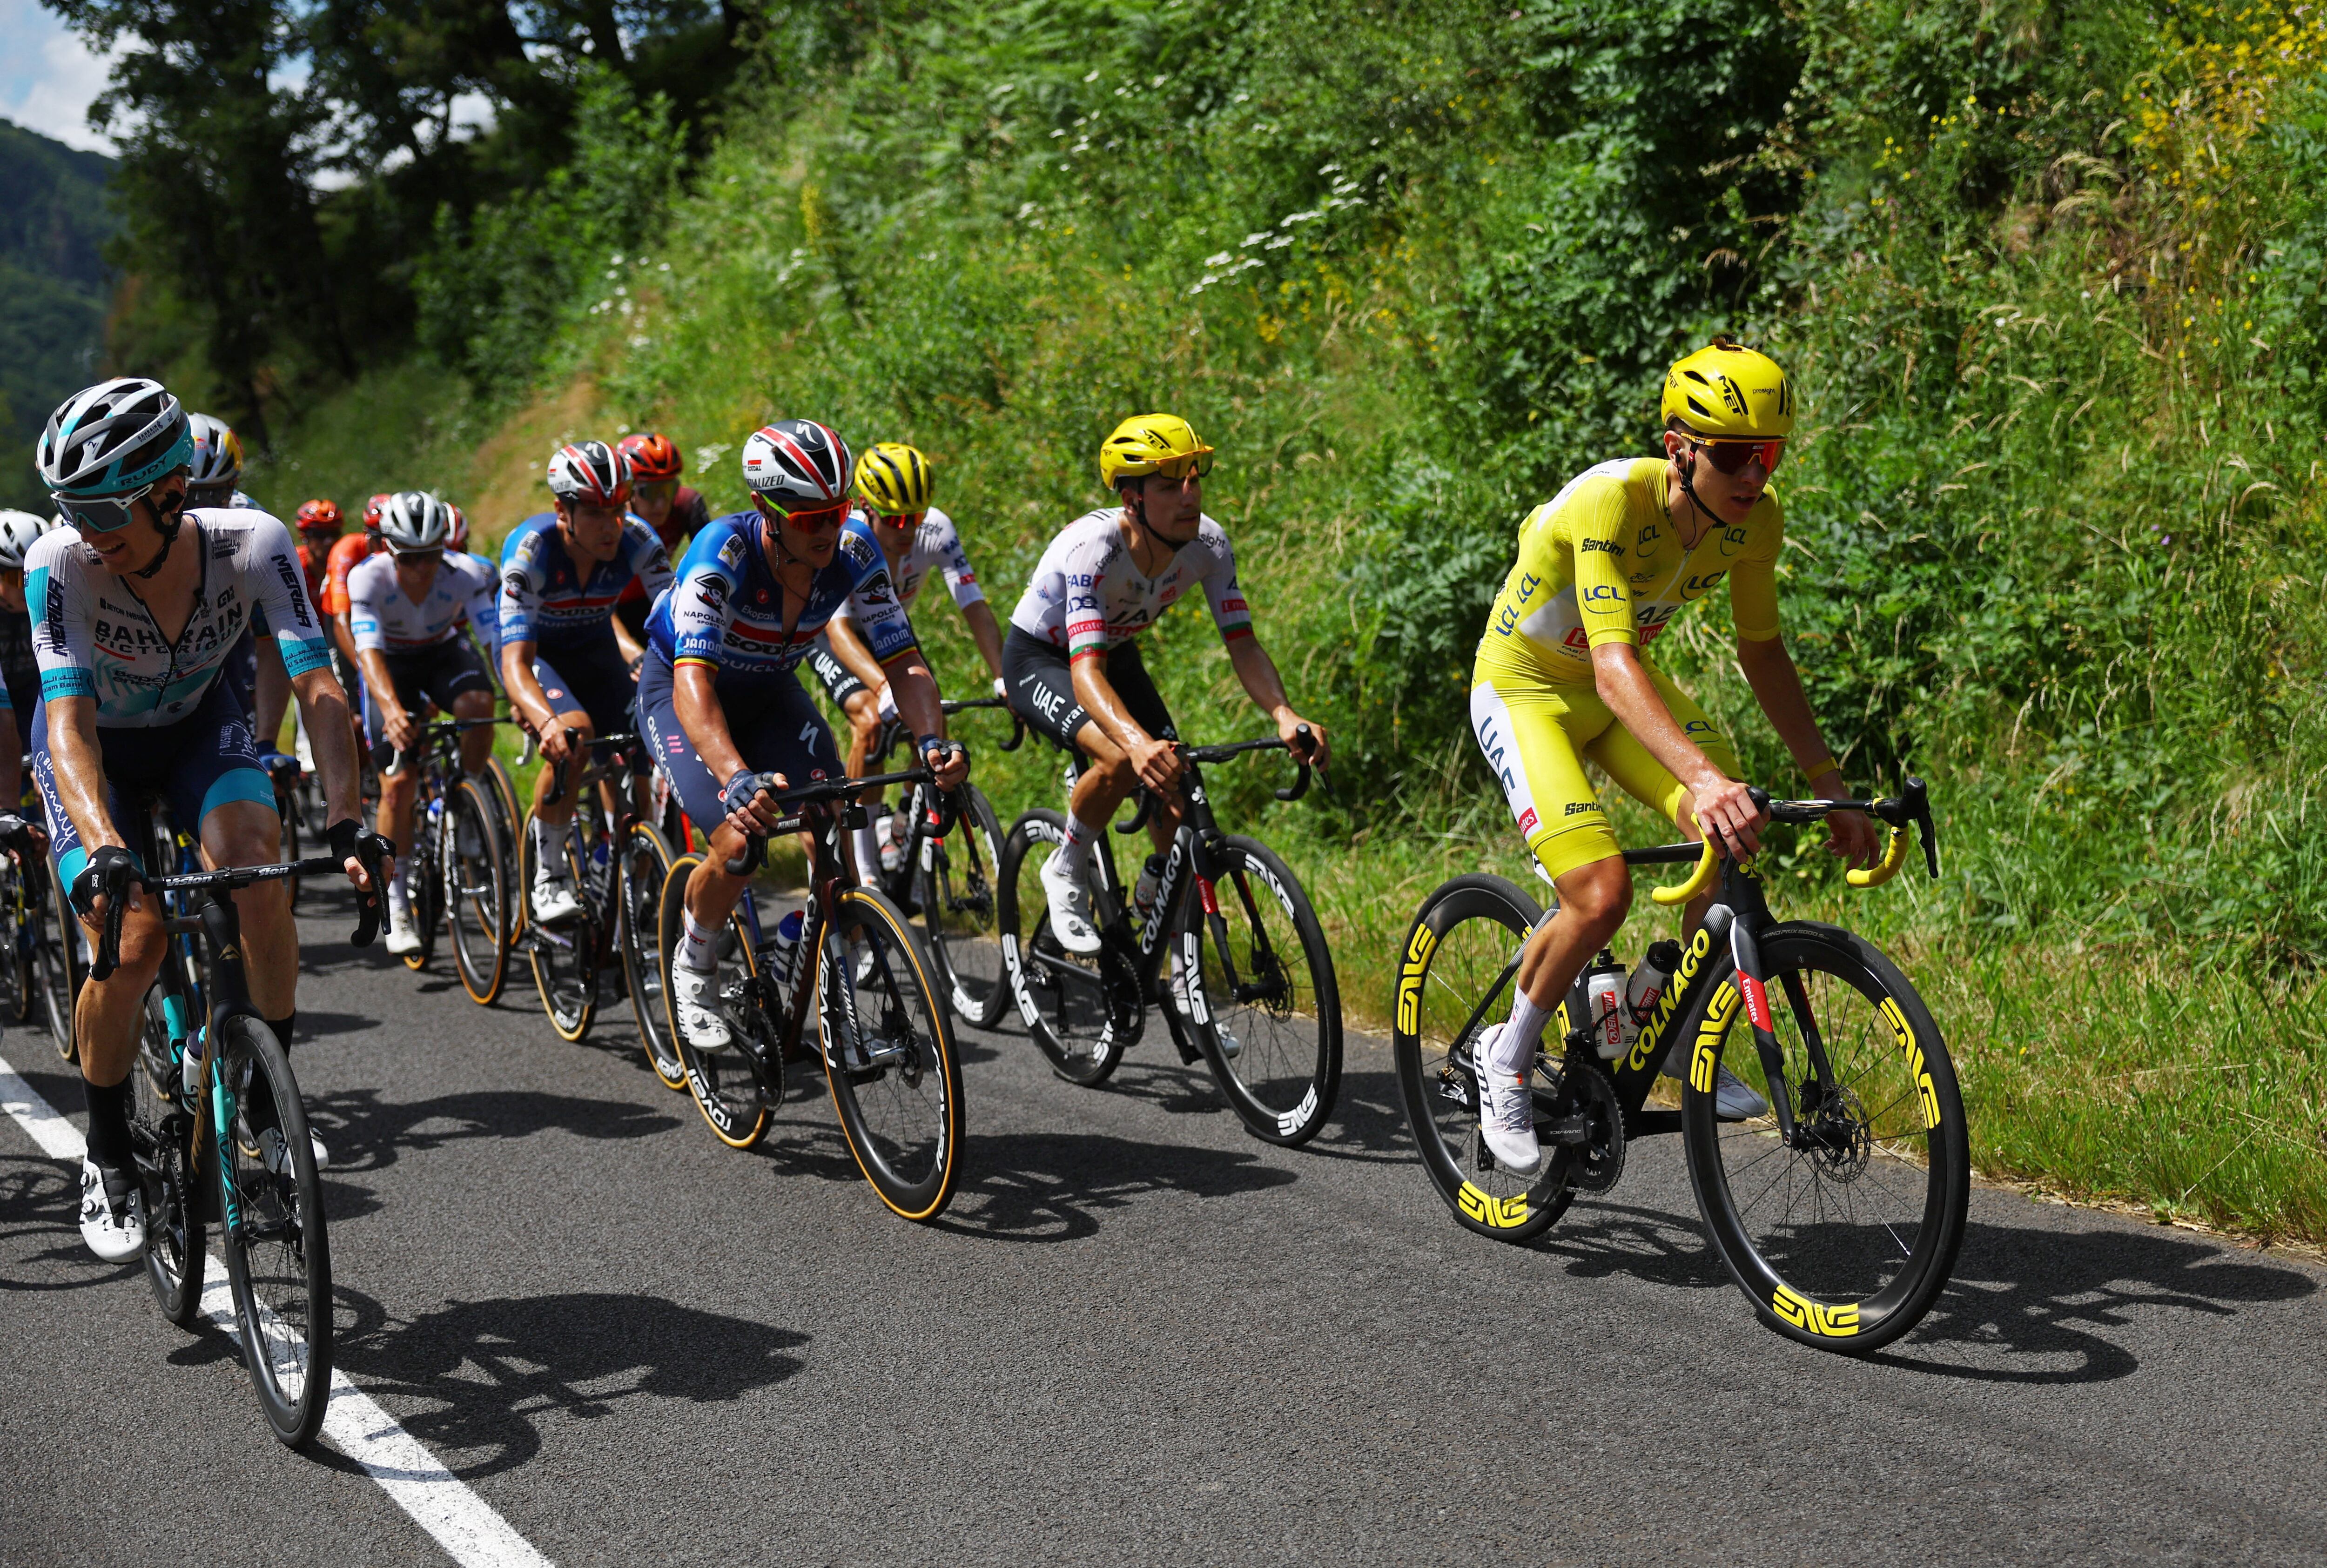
[0,0,117,152]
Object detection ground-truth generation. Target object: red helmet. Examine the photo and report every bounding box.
[446,503,468,550]
[362,492,392,531]
[618,432,683,483]
[294,498,344,535]
[546,441,632,507]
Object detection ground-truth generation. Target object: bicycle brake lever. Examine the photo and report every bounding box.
[723,837,766,878]
[90,889,128,982]
[1000,715,1026,752]
[1906,775,1940,878]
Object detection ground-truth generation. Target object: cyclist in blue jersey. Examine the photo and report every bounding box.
[498,440,673,924]
[350,491,502,954]
[0,509,54,808]
[639,419,967,1053]
[29,378,385,1262]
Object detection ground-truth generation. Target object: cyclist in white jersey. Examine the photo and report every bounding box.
[810,442,1006,883]
[348,491,501,953]
[1002,413,1328,979]
[30,379,384,1261]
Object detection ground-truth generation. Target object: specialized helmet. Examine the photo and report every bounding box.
[617,431,683,483]
[854,442,934,514]
[37,378,193,499]
[1661,337,1796,440]
[378,491,451,554]
[740,420,851,514]
[1099,414,1214,491]
[294,498,344,536]
[362,493,391,531]
[445,503,468,551]
[0,509,48,570]
[546,440,632,506]
[185,414,244,489]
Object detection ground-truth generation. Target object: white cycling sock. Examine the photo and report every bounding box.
[1486,989,1552,1075]
[678,908,720,974]
[852,821,881,879]
[531,816,561,878]
[389,854,410,902]
[1055,814,1099,876]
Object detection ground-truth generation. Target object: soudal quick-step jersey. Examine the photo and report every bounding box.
[348,549,502,653]
[497,511,673,648]
[27,509,332,725]
[648,511,918,686]
[1008,508,1251,660]
[1475,457,1785,688]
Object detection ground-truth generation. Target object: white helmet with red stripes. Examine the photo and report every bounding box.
[740,420,851,515]
[546,439,632,506]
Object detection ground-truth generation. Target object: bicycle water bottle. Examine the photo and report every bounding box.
[1132,852,1167,933]
[760,910,805,992]
[182,1024,207,1096]
[1621,938,1683,1050]
[1581,950,1627,1060]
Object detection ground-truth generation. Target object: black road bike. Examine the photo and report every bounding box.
[656,764,964,1220]
[518,730,653,1042]
[996,730,1343,1146]
[104,827,385,1445]
[1391,780,1965,1354]
[384,716,513,1000]
[855,695,1019,1030]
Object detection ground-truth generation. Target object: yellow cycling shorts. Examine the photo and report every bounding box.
[1468,666,1742,882]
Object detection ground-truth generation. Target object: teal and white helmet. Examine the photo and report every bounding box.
[0,510,47,570]
[37,378,192,500]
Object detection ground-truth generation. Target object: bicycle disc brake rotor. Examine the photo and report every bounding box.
[1797,1080,1874,1182]
[1544,1057,1625,1195]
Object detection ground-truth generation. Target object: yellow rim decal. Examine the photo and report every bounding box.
[1457,1181,1529,1229]
[1772,1284,1860,1337]
[1880,995,1941,1128]
[1395,921,1439,1035]
[1688,980,1739,1094]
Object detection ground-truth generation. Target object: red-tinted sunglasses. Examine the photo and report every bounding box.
[1688,437,1785,477]
[773,502,847,532]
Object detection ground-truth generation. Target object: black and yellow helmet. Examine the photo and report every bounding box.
[1661,338,1796,440]
[1099,414,1214,491]
[854,442,934,513]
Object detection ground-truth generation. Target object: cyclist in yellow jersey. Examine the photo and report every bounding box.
[1468,338,1883,1173]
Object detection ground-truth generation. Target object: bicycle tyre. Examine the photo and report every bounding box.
[1390,873,1577,1244]
[921,784,1011,1030]
[622,822,684,1089]
[523,815,599,1041]
[444,779,511,1005]
[657,854,771,1148]
[485,756,525,945]
[5,858,35,1025]
[214,1015,333,1446]
[132,1034,202,1327]
[997,810,1134,1085]
[404,797,442,972]
[1679,921,1969,1354]
[44,859,83,1062]
[1183,834,1342,1146]
[821,885,965,1220]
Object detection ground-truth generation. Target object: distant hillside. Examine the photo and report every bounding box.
[0,118,114,507]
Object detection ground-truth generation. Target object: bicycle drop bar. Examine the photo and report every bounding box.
[546,727,640,799]
[1117,724,1321,835]
[940,695,1026,752]
[87,851,387,980]
[384,714,515,776]
[1639,776,1941,905]
[719,765,947,876]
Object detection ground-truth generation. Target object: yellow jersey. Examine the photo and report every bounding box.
[1473,456,1785,688]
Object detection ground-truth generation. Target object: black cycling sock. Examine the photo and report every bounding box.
[81,1075,133,1173]
[267,1012,296,1056]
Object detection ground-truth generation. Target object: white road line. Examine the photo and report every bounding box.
[0,1046,556,1568]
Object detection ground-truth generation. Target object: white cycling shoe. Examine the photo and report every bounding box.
[384,892,421,956]
[258,1125,333,1174]
[672,965,732,1053]
[1039,851,1102,956]
[1662,1041,1771,1121]
[1473,1023,1545,1177]
[78,1157,144,1263]
[1167,959,1241,1059]
[531,872,582,925]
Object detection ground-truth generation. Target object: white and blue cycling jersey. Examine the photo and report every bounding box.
[646,511,918,687]
[27,509,331,727]
[349,549,501,654]
[497,510,672,648]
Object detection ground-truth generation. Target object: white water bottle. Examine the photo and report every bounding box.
[1621,938,1683,1049]
[1132,853,1166,933]
[1584,954,1627,1061]
[760,910,805,992]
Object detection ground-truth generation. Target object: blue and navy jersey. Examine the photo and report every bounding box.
[496,510,673,647]
[647,511,918,686]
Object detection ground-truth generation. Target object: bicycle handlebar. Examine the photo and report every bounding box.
[87,850,382,981]
[718,764,950,876]
[1645,777,1940,906]
[940,695,1025,752]
[1114,725,1321,834]
[546,728,637,798]
[384,714,513,777]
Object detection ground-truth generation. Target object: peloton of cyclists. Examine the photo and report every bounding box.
[1003,414,1329,1042]
[638,419,967,1053]
[498,441,673,925]
[809,441,1006,885]
[347,491,504,954]
[27,378,386,1261]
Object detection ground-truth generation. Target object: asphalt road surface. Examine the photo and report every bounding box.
[6,885,2327,1566]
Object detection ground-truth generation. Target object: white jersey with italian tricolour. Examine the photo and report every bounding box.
[833,505,984,623]
[1007,507,1251,659]
[26,508,332,726]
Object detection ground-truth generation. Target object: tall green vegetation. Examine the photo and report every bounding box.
[260,0,2327,1241]
[0,119,114,508]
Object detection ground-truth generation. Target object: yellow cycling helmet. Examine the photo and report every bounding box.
[1099,414,1214,491]
[855,442,935,513]
[1661,337,1796,439]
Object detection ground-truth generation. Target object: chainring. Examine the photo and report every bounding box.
[1545,1055,1626,1195]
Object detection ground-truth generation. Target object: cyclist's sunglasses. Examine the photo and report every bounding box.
[1147,450,1215,482]
[390,547,444,563]
[1687,436,1786,477]
[773,502,847,532]
[633,479,679,503]
[55,484,158,533]
[871,509,926,530]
